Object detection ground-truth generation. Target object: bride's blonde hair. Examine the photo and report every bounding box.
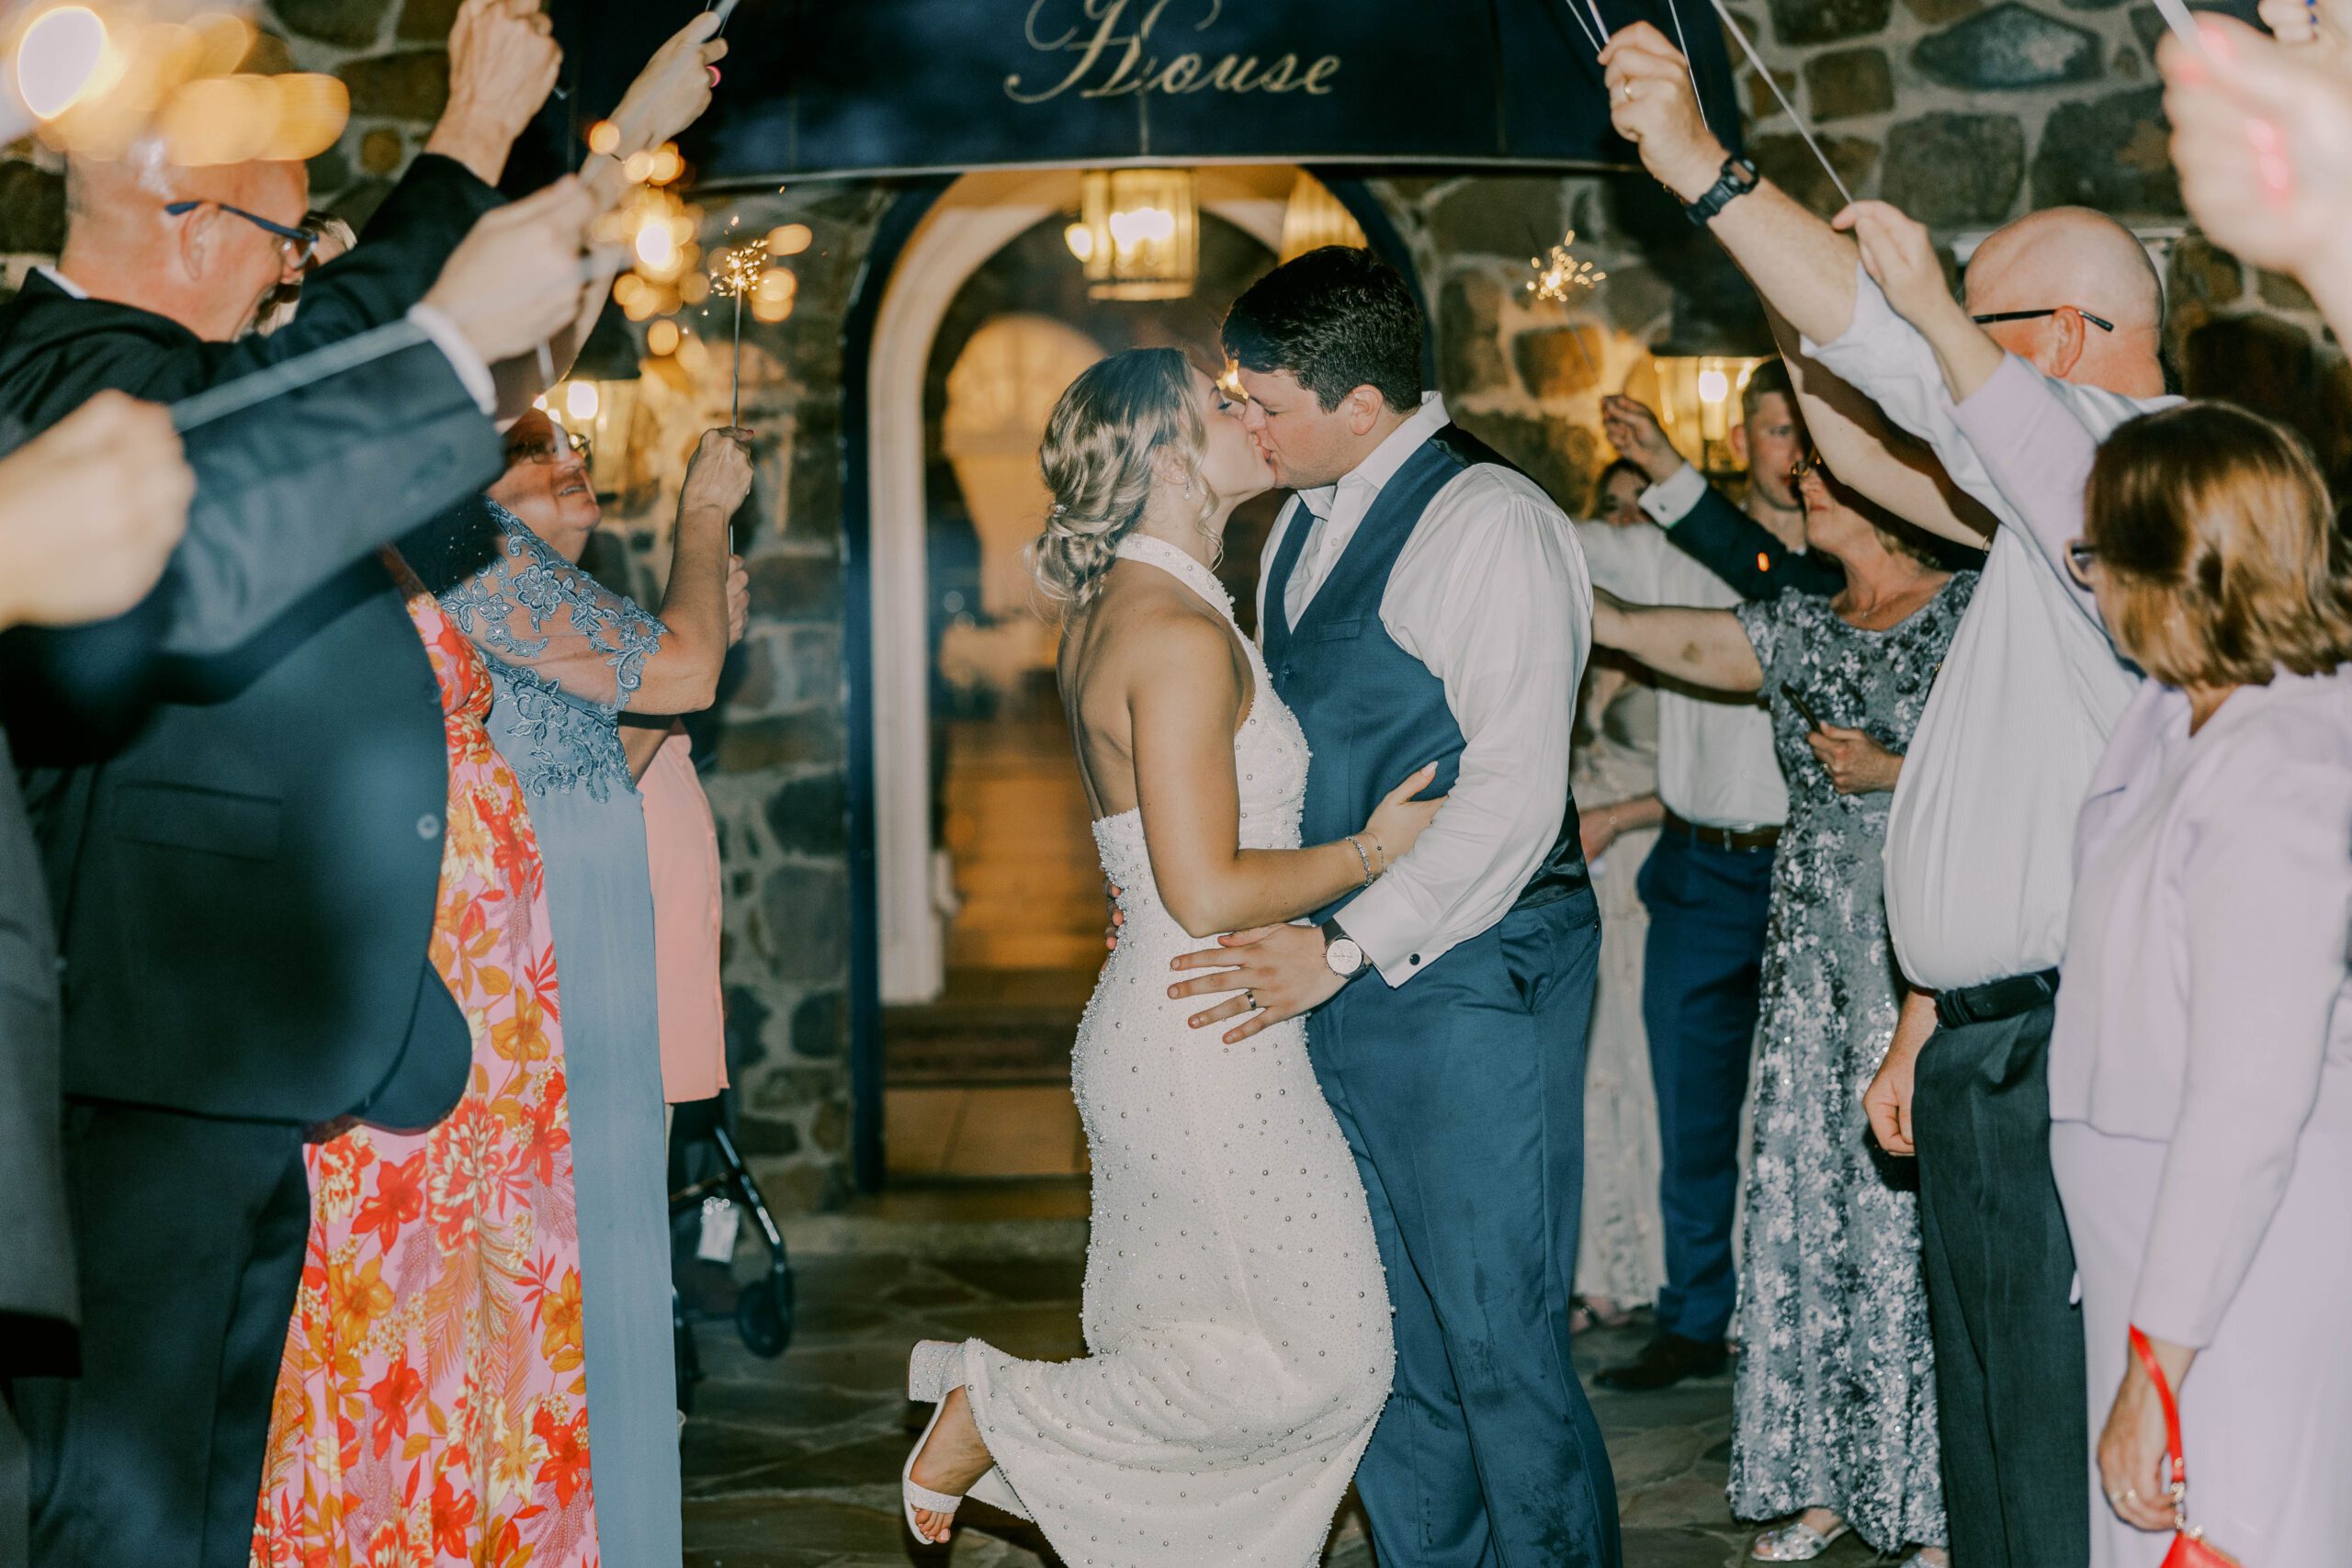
[1027,348,1212,609]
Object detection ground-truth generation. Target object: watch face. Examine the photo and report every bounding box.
[1326,938,1365,977]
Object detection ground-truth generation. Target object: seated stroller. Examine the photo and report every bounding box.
[669,1094,795,1412]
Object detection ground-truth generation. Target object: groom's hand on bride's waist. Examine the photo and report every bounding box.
[1169,924,1345,1043]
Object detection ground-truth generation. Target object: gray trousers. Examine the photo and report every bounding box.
[1912,1001,2089,1568]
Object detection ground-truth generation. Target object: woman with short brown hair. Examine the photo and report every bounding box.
[2051,400,2352,1568]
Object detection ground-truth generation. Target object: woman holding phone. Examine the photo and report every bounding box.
[1593,451,1973,1566]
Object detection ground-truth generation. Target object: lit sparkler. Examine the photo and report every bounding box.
[1527,230,1607,305]
[712,239,767,425]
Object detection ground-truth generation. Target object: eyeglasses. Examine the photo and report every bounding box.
[1972,307,2117,333]
[164,199,321,269]
[2064,538,2100,589]
[505,427,594,467]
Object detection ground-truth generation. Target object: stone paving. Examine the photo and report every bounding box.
[679,1250,1893,1568]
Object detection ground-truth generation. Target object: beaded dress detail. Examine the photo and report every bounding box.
[948,534,1393,1567]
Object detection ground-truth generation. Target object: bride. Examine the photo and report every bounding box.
[900,347,1439,1562]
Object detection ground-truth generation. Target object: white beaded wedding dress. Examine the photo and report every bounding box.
[924,534,1394,1566]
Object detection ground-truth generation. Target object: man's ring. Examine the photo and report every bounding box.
[1619,82,1634,103]
[1245,989,1258,1010]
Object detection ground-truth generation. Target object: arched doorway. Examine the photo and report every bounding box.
[844,168,1425,1187]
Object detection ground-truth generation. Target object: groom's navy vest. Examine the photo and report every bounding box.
[1263,424,1589,936]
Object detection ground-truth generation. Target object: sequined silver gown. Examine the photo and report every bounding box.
[952,535,1394,1567]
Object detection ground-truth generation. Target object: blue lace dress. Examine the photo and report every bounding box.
[417,497,680,1568]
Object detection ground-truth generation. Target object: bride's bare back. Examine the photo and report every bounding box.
[1057,553,1254,826]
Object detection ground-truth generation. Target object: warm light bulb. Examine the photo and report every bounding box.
[634,221,677,271]
[646,319,680,355]
[1064,221,1094,263]
[565,381,599,421]
[1107,205,1175,249]
[587,119,619,155]
[18,6,112,120]
[1697,368,1731,405]
[766,222,812,256]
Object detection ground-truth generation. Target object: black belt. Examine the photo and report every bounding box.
[1659,809,1782,852]
[1934,968,2060,1030]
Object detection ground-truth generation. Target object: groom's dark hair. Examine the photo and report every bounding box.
[1223,245,1424,415]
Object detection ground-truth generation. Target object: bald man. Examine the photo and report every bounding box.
[1603,23,2177,1568]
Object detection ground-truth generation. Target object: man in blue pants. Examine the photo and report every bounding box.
[1588,372,1810,1392]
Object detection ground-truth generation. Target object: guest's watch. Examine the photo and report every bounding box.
[1320,919,1369,983]
[1683,155,1758,225]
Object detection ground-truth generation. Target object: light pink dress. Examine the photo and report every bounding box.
[642,730,727,1103]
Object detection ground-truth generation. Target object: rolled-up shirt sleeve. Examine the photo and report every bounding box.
[2132,753,2352,1347]
[1336,474,1588,985]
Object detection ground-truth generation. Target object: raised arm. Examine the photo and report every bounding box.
[633,428,752,713]
[1592,589,1764,694]
[1763,308,1996,547]
[1600,394,1850,595]
[1128,613,1440,939]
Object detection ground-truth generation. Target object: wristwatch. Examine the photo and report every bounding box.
[1320,919,1369,982]
[1684,154,1759,225]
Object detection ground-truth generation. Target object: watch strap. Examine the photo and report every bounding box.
[1684,155,1758,225]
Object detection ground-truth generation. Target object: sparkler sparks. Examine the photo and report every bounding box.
[713,238,769,425]
[1527,231,1607,304]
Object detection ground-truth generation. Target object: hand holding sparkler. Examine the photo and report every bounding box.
[423,177,603,364]
[2257,0,2352,66]
[1600,395,1685,482]
[2162,17,2352,288]
[426,0,563,187]
[596,12,729,181]
[1600,24,1734,203]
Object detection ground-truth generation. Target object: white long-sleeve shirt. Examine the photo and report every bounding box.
[1803,266,2165,990]
[1256,394,1592,987]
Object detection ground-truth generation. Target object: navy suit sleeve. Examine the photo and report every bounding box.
[1665,484,1846,600]
[0,344,498,748]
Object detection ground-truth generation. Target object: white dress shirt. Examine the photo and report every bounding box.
[1576,513,1788,830]
[2048,669,2352,1347]
[34,265,498,415]
[1256,393,1591,987]
[1804,268,2168,991]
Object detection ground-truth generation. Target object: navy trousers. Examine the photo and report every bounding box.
[1307,895,1621,1568]
[1637,832,1774,1346]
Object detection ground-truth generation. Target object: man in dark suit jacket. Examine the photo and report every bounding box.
[0,14,586,1555]
[0,393,194,1568]
[0,400,193,1337]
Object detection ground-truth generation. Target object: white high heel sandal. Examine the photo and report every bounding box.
[902,1339,969,1543]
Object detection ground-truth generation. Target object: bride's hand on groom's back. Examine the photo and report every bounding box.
[1364,762,1445,868]
[1168,923,1344,1043]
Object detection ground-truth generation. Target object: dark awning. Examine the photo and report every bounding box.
[558,0,1744,183]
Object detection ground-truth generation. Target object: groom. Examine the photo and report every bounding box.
[1170,245,1620,1566]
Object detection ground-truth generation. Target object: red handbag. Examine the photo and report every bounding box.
[2127,1325,2245,1568]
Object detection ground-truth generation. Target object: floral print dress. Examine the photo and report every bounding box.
[1724,570,1976,1555]
[251,556,597,1568]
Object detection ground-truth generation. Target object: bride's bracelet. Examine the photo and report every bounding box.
[1344,834,1379,887]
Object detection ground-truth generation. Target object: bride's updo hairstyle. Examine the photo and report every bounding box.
[1028,347,1206,609]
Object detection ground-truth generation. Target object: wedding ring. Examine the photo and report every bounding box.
[1245,989,1259,1010]
[1619,82,1634,103]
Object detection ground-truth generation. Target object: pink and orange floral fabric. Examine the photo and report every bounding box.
[252,560,599,1567]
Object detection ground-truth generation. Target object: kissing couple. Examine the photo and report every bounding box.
[901,245,1623,1568]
